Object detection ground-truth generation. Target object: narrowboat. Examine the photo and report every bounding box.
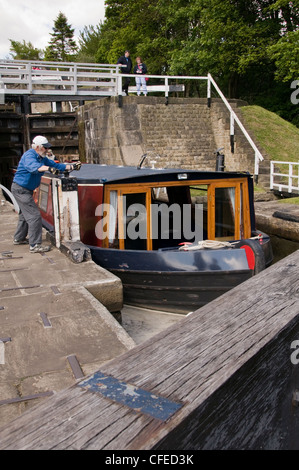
[34,164,273,314]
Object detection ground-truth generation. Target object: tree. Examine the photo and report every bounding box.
[268,30,299,82]
[44,12,78,62]
[95,0,191,76]
[9,39,43,60]
[266,1,299,82]
[167,0,289,96]
[76,25,103,63]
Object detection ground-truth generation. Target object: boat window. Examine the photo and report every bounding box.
[122,192,148,251]
[152,187,168,203]
[38,183,49,212]
[151,184,207,250]
[108,190,119,248]
[190,185,208,241]
[190,185,208,210]
[239,188,244,239]
[214,187,236,239]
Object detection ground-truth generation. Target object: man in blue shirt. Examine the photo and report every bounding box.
[11,135,78,253]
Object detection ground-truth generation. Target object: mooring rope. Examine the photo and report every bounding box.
[179,234,263,251]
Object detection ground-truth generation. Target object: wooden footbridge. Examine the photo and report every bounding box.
[0,59,185,104]
[0,249,299,450]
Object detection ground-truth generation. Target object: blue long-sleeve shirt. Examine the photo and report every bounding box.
[13,149,67,190]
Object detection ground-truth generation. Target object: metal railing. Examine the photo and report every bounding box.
[0,59,264,176]
[270,161,299,193]
[207,74,264,177]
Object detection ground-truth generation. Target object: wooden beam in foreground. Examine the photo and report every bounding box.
[1,250,299,450]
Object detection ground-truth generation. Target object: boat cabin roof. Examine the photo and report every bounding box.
[67,164,252,185]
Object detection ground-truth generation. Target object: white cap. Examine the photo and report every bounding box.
[32,135,52,148]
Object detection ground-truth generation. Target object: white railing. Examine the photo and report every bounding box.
[270,161,299,193]
[0,60,264,176]
[0,59,122,96]
[207,74,264,177]
[120,72,207,98]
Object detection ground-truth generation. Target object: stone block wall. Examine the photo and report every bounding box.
[78,96,260,175]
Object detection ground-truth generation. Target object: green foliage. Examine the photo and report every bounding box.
[9,40,43,60]
[44,12,78,62]
[268,30,299,82]
[93,0,297,78]
[76,25,103,63]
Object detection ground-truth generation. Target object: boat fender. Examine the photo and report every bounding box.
[234,239,266,274]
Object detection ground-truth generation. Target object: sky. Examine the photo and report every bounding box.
[0,0,106,59]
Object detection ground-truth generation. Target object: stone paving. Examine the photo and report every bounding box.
[0,196,135,427]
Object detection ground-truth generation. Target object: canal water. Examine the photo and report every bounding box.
[270,235,299,264]
[119,236,299,345]
[120,304,183,345]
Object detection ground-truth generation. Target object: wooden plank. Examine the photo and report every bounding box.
[129,85,185,93]
[0,250,299,449]
[26,95,101,103]
[0,142,23,149]
[29,127,78,134]
[0,128,23,134]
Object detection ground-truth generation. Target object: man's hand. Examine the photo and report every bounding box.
[38,165,51,173]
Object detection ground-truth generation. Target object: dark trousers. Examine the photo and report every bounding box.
[122,76,131,94]
[11,182,42,246]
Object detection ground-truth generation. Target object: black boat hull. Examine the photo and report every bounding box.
[111,268,251,313]
[89,245,262,314]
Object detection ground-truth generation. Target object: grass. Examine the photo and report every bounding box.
[254,184,266,193]
[239,105,299,162]
[278,197,299,204]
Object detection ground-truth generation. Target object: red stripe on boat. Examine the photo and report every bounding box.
[240,245,255,270]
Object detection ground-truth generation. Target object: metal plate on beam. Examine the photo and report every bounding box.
[78,371,183,421]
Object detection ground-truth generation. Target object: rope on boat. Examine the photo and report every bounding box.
[179,240,232,251]
[179,234,263,251]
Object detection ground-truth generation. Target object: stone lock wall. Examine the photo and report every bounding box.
[78,96,257,174]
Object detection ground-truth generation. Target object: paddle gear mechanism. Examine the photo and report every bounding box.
[49,167,59,175]
[72,162,81,171]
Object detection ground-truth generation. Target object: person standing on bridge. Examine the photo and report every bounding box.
[117,50,132,95]
[11,135,80,253]
[133,56,148,96]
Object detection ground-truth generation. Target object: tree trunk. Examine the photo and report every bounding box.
[228,72,239,98]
